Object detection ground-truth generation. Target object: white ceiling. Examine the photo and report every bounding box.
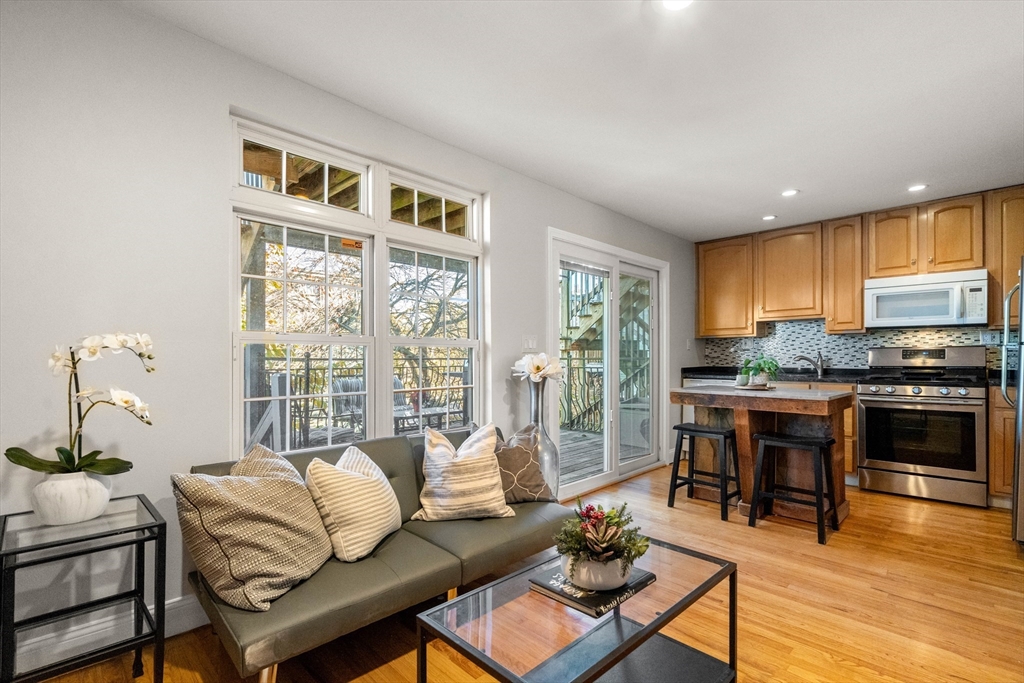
[126,0,1024,242]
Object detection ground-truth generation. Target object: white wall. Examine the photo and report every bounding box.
[0,0,699,631]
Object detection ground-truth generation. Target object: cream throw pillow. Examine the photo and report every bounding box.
[305,447,402,562]
[412,424,515,521]
[171,444,332,612]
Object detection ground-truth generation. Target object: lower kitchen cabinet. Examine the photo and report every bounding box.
[811,382,857,474]
[989,386,1017,497]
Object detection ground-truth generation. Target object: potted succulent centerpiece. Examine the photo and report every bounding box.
[554,499,650,591]
[741,353,780,387]
[4,333,155,525]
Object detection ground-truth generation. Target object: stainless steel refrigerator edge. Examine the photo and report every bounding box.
[1002,255,1023,543]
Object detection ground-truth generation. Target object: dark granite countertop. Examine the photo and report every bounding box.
[681,366,871,384]
[989,368,1019,386]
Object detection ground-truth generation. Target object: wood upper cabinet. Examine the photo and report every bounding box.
[867,208,919,278]
[697,235,757,337]
[924,194,984,272]
[986,185,1024,329]
[823,216,864,333]
[989,386,1017,497]
[755,223,822,320]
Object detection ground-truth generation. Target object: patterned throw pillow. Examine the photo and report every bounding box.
[171,444,332,612]
[495,424,556,504]
[412,424,515,521]
[305,447,402,562]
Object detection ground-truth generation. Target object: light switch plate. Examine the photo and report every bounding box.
[522,335,538,352]
[980,331,1001,345]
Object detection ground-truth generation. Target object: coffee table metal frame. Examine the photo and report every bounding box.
[416,537,736,683]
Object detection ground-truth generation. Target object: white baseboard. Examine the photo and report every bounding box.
[15,594,208,672]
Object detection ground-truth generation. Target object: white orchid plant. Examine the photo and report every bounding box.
[4,333,155,476]
[512,353,564,383]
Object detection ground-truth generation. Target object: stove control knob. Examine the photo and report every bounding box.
[869,385,880,393]
[939,387,951,396]
[885,386,896,394]
[912,386,922,395]
[958,388,969,396]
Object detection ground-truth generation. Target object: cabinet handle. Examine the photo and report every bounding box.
[928,256,934,263]
[911,258,917,265]
[828,317,834,321]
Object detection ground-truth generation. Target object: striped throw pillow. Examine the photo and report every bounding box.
[305,447,402,562]
[412,424,515,521]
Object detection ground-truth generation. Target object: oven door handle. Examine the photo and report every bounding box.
[858,395,985,407]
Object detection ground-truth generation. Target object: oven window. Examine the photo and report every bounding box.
[864,406,976,471]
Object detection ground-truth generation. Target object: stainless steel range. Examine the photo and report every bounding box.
[857,346,988,507]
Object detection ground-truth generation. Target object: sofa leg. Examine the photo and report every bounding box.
[258,664,278,683]
[447,588,458,601]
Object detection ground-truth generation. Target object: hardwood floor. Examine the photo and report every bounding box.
[48,466,1024,683]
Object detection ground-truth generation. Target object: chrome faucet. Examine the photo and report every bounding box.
[793,351,826,379]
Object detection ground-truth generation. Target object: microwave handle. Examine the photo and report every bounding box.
[955,284,964,320]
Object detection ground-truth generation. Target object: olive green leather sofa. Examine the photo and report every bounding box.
[186,429,575,683]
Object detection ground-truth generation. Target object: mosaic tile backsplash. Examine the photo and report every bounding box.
[703,319,1020,370]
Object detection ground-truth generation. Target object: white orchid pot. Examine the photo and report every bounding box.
[561,555,630,591]
[31,472,112,525]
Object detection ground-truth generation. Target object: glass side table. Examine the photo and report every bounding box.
[0,495,166,683]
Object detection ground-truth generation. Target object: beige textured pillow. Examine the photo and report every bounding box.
[496,424,556,504]
[412,424,515,521]
[305,447,402,562]
[171,444,332,612]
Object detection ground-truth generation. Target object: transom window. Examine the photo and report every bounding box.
[390,183,468,237]
[242,139,363,212]
[233,120,482,456]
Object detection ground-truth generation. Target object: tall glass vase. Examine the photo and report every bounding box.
[528,378,560,498]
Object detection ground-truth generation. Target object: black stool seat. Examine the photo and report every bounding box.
[748,432,840,545]
[668,423,741,521]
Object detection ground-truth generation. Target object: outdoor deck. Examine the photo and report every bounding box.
[559,430,651,486]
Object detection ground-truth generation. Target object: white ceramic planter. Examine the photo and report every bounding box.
[31,472,112,525]
[561,555,631,591]
[748,372,771,386]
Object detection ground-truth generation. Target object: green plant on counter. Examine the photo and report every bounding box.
[740,353,780,380]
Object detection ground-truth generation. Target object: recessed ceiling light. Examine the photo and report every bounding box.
[762,215,777,221]
[662,0,693,10]
[781,189,799,197]
[908,184,928,192]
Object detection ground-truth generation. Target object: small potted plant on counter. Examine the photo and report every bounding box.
[554,499,650,591]
[741,353,780,387]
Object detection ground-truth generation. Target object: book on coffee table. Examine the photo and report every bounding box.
[528,565,656,618]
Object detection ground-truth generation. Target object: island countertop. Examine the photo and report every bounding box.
[670,385,854,415]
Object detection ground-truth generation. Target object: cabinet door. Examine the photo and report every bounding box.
[986,186,1024,328]
[755,224,823,320]
[697,236,756,337]
[925,194,984,272]
[824,216,864,333]
[988,386,1016,496]
[868,208,919,278]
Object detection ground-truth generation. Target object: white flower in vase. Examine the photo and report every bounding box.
[78,335,105,361]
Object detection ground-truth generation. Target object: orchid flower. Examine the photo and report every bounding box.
[78,335,104,361]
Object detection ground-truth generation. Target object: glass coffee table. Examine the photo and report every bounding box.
[417,538,736,683]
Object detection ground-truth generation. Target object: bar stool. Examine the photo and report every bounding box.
[747,432,839,545]
[668,423,742,521]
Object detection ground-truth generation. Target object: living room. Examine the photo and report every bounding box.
[0,2,1022,682]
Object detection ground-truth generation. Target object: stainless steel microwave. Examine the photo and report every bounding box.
[864,269,988,328]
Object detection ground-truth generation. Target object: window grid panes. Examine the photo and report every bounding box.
[242,138,362,213]
[241,220,365,336]
[390,184,469,238]
[242,343,367,452]
[388,248,471,339]
[392,346,474,435]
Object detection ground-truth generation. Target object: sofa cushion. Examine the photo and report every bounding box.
[305,448,402,562]
[188,529,461,678]
[412,425,514,522]
[172,446,332,612]
[403,501,576,584]
[495,424,555,504]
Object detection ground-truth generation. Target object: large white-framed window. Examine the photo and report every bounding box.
[231,117,484,456]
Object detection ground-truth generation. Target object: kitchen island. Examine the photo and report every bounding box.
[670,384,855,524]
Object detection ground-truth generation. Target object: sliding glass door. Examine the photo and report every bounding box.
[554,243,660,495]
